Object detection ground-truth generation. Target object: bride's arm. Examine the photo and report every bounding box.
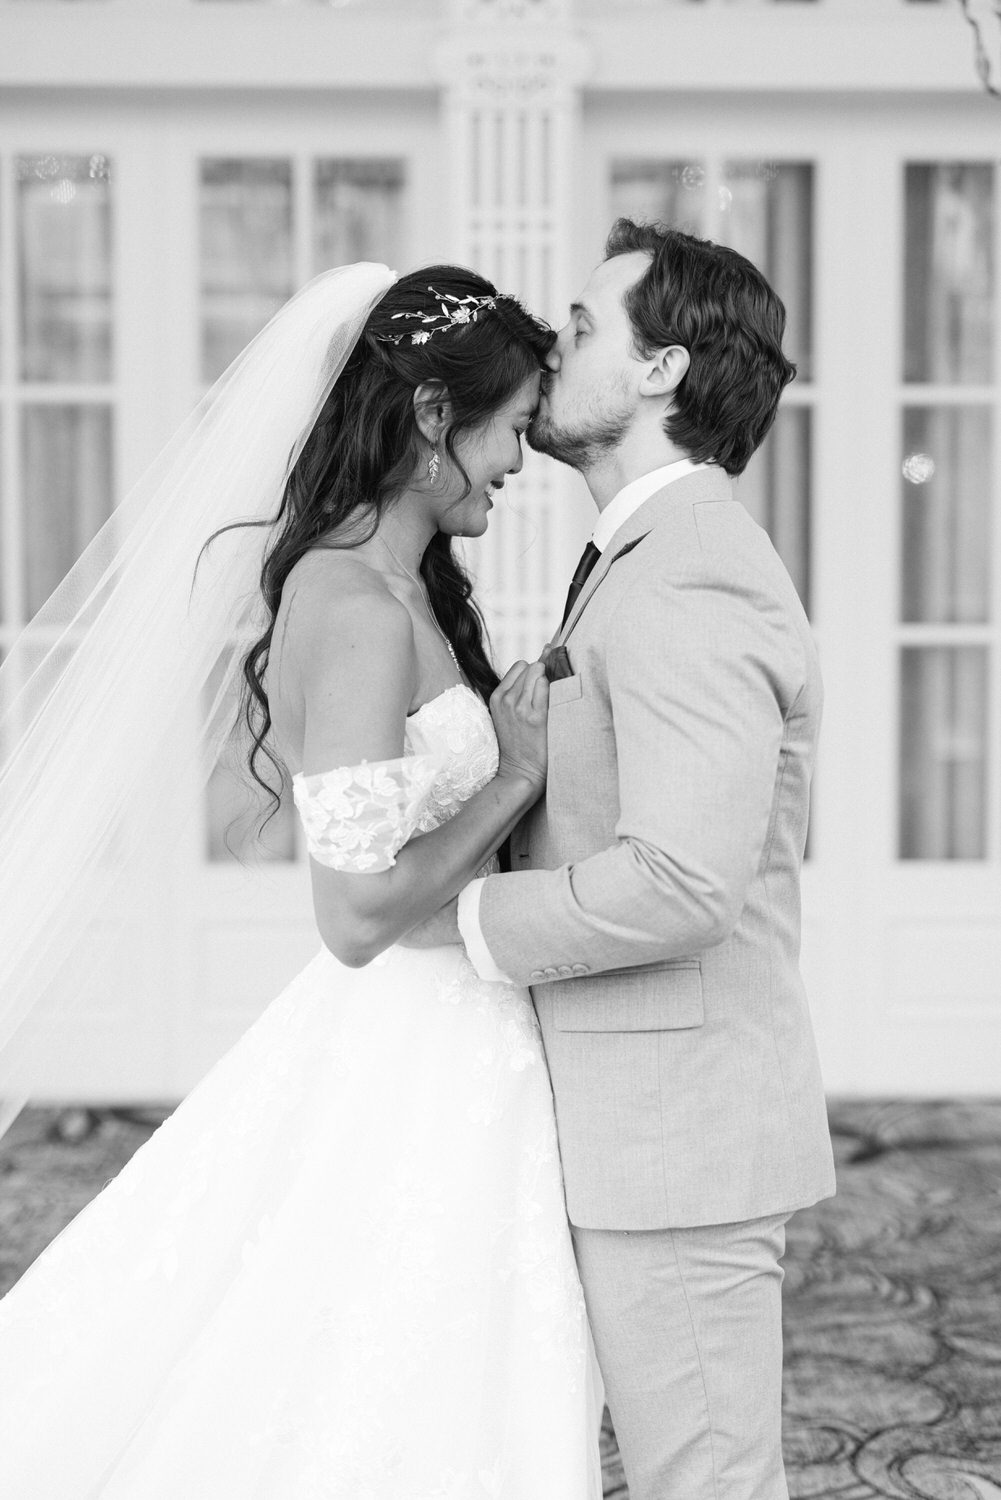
[286,571,547,968]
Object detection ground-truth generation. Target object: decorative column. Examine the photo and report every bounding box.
[436,0,593,663]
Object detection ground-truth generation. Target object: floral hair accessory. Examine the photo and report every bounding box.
[375,286,503,346]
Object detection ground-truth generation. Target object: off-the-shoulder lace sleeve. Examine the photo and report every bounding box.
[292,754,439,873]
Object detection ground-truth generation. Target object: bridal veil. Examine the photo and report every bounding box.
[0,261,396,1136]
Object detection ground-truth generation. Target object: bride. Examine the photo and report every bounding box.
[0,264,603,1497]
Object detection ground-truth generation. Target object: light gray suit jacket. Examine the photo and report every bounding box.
[478,467,836,1230]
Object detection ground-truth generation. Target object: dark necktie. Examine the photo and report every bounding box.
[560,541,601,628]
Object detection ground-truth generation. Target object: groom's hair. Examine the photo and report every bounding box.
[605,218,796,476]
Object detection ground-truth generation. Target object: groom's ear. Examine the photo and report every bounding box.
[638,344,690,401]
[413,381,453,443]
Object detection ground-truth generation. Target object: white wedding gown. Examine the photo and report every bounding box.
[0,683,603,1499]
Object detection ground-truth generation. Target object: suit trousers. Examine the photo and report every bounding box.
[571,1214,790,1500]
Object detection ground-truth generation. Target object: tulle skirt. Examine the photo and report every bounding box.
[0,943,603,1499]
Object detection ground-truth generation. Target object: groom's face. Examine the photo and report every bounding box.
[528,251,651,472]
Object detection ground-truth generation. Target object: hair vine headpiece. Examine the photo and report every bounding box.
[375,285,503,346]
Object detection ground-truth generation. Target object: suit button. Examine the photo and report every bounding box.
[557,965,574,978]
[543,967,559,979]
[530,970,545,981]
[572,964,588,976]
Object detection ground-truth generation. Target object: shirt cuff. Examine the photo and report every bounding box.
[457,878,514,984]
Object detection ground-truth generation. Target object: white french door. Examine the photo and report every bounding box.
[582,92,1001,1093]
[0,90,438,1098]
[167,103,442,1094]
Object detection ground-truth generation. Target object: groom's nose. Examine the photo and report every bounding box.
[546,338,564,372]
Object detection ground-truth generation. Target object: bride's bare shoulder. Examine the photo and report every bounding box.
[277,548,414,680]
[282,548,408,633]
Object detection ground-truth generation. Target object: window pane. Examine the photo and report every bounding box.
[904,164,994,385]
[899,646,988,860]
[200,158,294,383]
[609,160,707,236]
[18,154,113,383]
[902,406,992,625]
[736,406,811,614]
[22,404,114,616]
[314,159,405,274]
[721,161,813,381]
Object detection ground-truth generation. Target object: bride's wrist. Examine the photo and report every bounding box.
[495,762,546,801]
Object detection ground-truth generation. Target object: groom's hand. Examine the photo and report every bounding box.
[397,898,462,950]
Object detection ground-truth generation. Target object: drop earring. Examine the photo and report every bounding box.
[428,446,441,486]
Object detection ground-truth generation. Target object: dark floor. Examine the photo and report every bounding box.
[3,1099,1001,1498]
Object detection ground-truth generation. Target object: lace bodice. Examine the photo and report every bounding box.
[292,684,499,873]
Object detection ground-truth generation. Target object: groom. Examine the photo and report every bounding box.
[437,219,834,1499]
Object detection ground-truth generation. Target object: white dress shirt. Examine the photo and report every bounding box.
[457,458,712,984]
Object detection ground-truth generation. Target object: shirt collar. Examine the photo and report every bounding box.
[591,459,712,554]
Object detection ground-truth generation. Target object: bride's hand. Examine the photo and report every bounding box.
[490,660,549,792]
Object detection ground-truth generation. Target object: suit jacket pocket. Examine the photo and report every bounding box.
[548,673,583,706]
[551,961,703,1032]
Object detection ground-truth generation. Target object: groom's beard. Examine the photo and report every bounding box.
[528,378,633,474]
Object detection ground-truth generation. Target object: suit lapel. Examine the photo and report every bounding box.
[551,467,733,647]
[553,534,646,645]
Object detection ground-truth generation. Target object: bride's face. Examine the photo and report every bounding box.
[433,373,541,539]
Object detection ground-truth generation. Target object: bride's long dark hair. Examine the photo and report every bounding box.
[240,266,554,820]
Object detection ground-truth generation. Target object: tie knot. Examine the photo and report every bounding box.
[572,541,601,582]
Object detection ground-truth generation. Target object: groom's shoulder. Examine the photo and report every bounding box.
[641,485,785,582]
[615,494,809,643]
[602,470,798,604]
[623,484,745,574]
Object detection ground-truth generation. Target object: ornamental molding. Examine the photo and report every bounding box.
[434,34,593,99]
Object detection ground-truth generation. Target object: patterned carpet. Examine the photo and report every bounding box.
[2,1099,1000,1498]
